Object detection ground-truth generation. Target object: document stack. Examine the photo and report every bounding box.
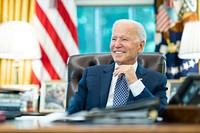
[66,97,160,124]
[39,98,160,125]
[0,89,22,119]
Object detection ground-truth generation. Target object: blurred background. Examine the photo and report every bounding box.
[0,0,200,87]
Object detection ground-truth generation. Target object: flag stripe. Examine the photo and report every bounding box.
[34,16,66,79]
[35,1,69,63]
[57,0,78,45]
[39,43,60,79]
[156,2,177,32]
[34,1,61,80]
[32,58,51,81]
[42,8,79,56]
[32,0,79,85]
[31,70,40,84]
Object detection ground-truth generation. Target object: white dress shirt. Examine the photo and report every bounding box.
[106,62,145,107]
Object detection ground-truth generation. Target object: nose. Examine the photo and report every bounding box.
[115,38,122,47]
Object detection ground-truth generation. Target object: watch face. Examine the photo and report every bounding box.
[185,0,197,12]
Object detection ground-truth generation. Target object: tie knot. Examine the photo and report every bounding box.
[119,74,124,79]
[118,74,128,85]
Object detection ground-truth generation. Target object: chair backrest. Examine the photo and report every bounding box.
[66,52,166,108]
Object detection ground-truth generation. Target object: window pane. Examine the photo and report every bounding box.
[100,7,129,53]
[77,7,96,53]
[77,5,155,54]
[131,6,155,52]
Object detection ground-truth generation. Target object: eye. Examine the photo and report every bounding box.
[112,38,117,41]
[122,38,128,41]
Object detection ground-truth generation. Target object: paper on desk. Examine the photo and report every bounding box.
[38,109,158,125]
[38,111,88,125]
[39,98,160,125]
[38,112,67,125]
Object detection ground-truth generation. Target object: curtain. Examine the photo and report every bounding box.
[0,0,35,85]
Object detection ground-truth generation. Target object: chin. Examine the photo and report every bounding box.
[114,60,123,65]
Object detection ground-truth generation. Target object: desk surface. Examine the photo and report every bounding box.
[0,116,200,133]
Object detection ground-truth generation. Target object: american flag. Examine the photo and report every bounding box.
[155,0,198,79]
[32,0,79,85]
[156,0,177,32]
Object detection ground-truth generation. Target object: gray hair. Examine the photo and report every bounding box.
[112,19,146,44]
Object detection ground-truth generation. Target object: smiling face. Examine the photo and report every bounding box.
[110,20,146,65]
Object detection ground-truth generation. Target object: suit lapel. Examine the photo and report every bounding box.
[100,63,115,108]
[136,64,146,81]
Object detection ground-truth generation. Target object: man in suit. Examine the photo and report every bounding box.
[67,19,168,115]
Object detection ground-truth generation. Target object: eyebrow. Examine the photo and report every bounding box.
[112,35,131,40]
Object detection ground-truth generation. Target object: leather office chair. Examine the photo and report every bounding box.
[66,52,166,108]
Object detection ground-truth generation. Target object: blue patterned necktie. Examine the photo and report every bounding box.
[113,74,129,107]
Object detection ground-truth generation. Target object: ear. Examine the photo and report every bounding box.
[138,41,145,53]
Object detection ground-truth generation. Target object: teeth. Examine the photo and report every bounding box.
[115,51,123,54]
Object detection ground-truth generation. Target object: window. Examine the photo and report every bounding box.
[76,0,155,54]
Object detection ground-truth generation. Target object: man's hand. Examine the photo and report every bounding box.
[113,65,138,84]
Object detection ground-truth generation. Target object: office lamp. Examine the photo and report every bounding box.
[0,21,41,84]
[178,21,200,72]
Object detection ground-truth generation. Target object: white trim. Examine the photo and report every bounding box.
[95,8,101,53]
[75,0,154,6]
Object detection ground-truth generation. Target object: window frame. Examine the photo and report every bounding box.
[75,0,154,6]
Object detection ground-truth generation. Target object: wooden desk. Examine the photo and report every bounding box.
[0,117,199,133]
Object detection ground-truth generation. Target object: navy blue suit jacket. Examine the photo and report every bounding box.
[67,62,168,115]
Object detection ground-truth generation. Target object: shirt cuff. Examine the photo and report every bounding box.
[129,79,145,97]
